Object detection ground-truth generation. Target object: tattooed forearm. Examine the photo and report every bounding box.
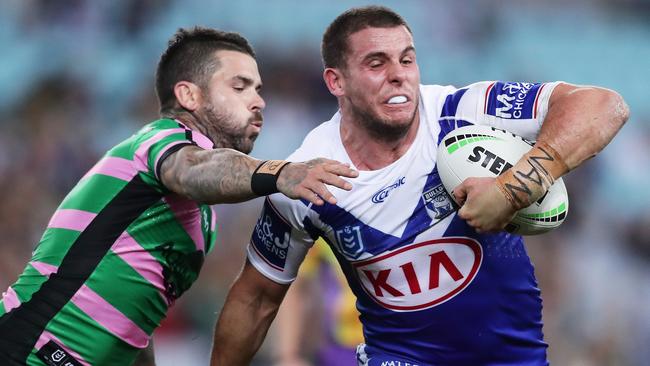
[161,146,260,204]
[186,149,259,203]
[496,142,568,210]
[503,147,554,206]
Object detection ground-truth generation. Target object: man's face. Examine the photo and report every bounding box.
[339,26,420,140]
[196,50,265,154]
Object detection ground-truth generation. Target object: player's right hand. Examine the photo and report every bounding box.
[454,176,517,233]
[276,158,358,206]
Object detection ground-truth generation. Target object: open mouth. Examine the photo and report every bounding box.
[386,95,409,105]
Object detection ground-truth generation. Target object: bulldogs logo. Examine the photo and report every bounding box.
[422,184,454,221]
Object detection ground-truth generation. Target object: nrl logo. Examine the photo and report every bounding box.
[422,184,454,220]
[335,225,364,259]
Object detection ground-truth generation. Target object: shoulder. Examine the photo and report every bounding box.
[134,118,180,137]
[419,83,468,113]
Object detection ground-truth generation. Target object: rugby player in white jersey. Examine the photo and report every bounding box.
[210,6,628,366]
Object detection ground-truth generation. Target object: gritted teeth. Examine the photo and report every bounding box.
[387,95,408,104]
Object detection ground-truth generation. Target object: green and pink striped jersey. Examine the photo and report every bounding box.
[0,119,217,366]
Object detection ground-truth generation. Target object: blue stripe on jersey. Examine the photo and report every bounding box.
[439,88,468,118]
[307,202,401,258]
[294,114,475,258]
[303,171,456,258]
[437,118,473,143]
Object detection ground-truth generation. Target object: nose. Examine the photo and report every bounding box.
[387,62,406,85]
[251,92,266,112]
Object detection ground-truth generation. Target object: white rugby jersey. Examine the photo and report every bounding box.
[249,81,558,365]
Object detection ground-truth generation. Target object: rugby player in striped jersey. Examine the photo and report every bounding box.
[0,27,356,366]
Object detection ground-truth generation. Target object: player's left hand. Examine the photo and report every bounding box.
[276,158,358,206]
[453,177,517,233]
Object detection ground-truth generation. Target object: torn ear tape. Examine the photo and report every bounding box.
[251,160,291,196]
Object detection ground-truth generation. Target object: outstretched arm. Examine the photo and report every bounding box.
[456,83,629,232]
[160,146,357,205]
[211,260,290,366]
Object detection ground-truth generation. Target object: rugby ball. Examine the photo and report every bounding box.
[437,125,568,235]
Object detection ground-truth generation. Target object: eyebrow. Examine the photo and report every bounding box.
[362,46,416,62]
[233,75,262,90]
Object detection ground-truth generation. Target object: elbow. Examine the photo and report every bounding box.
[605,89,630,128]
[570,86,630,129]
[591,88,630,158]
[582,87,630,149]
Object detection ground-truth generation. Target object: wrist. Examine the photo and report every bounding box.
[495,142,568,210]
[251,160,290,196]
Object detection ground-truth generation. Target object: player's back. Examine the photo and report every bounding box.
[0,119,216,365]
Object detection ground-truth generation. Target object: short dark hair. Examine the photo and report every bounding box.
[321,6,411,69]
[155,27,256,114]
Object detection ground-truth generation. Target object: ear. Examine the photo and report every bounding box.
[323,68,345,97]
[173,81,203,112]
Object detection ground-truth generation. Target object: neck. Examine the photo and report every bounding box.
[340,110,420,171]
[164,111,210,140]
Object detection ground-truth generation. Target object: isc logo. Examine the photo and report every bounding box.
[353,238,482,311]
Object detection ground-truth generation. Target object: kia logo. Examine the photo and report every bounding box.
[353,237,482,311]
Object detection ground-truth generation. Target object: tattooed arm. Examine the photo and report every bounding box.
[455,83,629,232]
[160,146,357,205]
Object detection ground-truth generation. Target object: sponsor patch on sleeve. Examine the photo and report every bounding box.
[484,82,545,120]
[250,199,291,271]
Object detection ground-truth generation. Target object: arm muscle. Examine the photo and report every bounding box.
[160,146,260,204]
[211,260,290,365]
[538,83,629,170]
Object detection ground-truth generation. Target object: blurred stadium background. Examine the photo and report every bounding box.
[1,1,649,365]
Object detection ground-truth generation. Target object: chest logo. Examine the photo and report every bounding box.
[422,184,455,220]
[352,237,482,311]
[335,225,364,259]
[371,177,406,203]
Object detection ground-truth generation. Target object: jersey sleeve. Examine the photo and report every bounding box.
[247,194,316,284]
[131,121,214,188]
[453,81,562,141]
[246,142,328,284]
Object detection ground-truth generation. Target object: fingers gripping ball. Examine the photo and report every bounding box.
[436,125,569,235]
